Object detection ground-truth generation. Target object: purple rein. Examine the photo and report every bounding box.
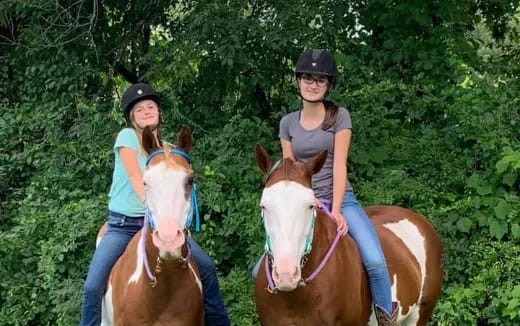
[265,198,343,294]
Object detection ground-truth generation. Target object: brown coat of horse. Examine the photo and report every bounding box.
[99,127,204,325]
[254,145,443,326]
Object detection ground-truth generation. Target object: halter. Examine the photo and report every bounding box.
[262,159,316,260]
[262,206,316,260]
[262,193,342,293]
[145,148,201,232]
[140,148,200,287]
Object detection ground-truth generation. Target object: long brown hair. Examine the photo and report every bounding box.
[322,100,339,130]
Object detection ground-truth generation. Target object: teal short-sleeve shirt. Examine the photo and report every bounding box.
[108,128,147,217]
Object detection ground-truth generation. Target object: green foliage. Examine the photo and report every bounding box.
[435,239,520,325]
[1,0,519,325]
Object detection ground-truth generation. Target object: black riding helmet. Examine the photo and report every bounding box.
[295,49,338,86]
[121,83,161,123]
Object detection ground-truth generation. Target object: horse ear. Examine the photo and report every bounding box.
[255,144,275,175]
[177,125,193,153]
[305,149,328,176]
[142,126,160,155]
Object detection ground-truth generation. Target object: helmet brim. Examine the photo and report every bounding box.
[124,94,161,118]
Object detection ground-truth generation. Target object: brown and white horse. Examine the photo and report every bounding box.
[254,144,443,326]
[98,126,204,325]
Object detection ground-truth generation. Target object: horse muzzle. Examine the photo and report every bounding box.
[152,226,185,260]
[272,261,302,291]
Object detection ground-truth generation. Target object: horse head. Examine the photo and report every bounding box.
[142,125,194,261]
[255,144,327,291]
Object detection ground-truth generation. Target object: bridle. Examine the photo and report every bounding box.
[141,148,201,287]
[261,161,342,294]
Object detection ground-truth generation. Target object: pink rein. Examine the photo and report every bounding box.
[265,198,343,293]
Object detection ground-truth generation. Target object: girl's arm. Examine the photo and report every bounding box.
[281,139,295,160]
[331,128,352,234]
[120,147,145,203]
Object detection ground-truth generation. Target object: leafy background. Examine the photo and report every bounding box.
[1,1,519,325]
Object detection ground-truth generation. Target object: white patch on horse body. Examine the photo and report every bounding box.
[261,181,316,266]
[188,262,203,293]
[128,234,145,284]
[383,218,427,301]
[101,284,114,326]
[391,274,421,325]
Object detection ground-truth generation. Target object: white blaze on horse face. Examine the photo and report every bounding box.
[261,181,315,290]
[143,161,192,259]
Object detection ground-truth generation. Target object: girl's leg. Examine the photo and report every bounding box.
[341,191,394,316]
[189,238,231,326]
[79,213,142,326]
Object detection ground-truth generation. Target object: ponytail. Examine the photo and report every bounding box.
[322,100,339,130]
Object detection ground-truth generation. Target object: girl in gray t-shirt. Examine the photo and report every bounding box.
[279,49,398,323]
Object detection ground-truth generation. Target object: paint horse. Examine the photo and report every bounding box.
[98,126,204,325]
[254,145,443,326]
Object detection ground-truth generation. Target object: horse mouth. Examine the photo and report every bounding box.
[158,248,183,261]
[276,283,299,292]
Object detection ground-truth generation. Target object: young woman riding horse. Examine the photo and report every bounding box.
[79,83,230,326]
[253,49,442,325]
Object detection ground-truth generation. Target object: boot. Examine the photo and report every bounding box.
[374,302,398,326]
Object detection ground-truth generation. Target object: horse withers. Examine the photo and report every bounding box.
[254,144,443,326]
[98,126,204,325]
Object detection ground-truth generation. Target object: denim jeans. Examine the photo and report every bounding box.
[252,190,393,316]
[80,211,230,326]
[340,190,393,316]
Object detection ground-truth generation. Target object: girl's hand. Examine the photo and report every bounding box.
[331,210,348,236]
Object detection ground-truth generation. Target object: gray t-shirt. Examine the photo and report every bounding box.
[279,107,353,199]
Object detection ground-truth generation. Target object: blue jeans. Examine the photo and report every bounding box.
[340,190,393,316]
[252,190,393,316]
[80,211,230,326]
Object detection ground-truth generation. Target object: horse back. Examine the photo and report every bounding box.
[366,205,443,324]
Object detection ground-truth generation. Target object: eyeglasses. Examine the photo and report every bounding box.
[300,75,329,87]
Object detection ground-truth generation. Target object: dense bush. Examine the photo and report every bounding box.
[1,1,519,325]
